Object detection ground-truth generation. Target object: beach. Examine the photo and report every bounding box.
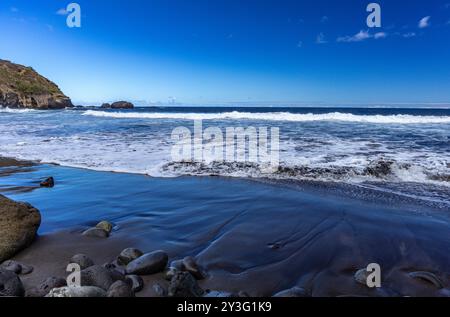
[1,157,449,297]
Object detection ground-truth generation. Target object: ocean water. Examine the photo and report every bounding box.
[0,106,449,206]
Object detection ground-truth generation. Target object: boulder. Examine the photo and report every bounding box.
[95,221,113,234]
[0,195,41,263]
[110,101,134,109]
[82,227,109,238]
[40,177,54,188]
[125,250,168,275]
[80,265,115,291]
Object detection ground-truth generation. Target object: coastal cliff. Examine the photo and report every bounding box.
[0,59,73,110]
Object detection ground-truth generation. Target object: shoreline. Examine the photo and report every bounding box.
[1,157,450,297]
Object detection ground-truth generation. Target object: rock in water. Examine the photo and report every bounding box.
[46,286,106,297]
[40,177,54,188]
[0,59,73,110]
[0,195,41,263]
[0,268,25,297]
[95,221,113,234]
[82,227,109,238]
[100,103,111,109]
[106,280,135,297]
[110,101,134,109]
[273,287,309,297]
[118,248,143,265]
[70,254,94,270]
[126,250,168,275]
[26,277,67,297]
[168,272,204,297]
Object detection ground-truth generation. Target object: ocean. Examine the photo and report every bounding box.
[0,106,448,207]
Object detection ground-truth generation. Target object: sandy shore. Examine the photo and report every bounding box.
[1,158,450,297]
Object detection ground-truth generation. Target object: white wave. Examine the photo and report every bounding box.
[82,110,450,124]
[0,107,37,113]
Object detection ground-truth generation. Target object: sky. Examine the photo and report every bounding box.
[0,0,450,105]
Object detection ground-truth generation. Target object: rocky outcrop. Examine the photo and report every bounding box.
[101,101,134,109]
[0,59,73,109]
[0,195,41,262]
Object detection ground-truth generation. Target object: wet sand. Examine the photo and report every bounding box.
[1,158,450,297]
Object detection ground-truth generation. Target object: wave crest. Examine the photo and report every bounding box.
[82,110,450,124]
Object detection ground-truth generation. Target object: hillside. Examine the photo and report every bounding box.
[0,59,73,109]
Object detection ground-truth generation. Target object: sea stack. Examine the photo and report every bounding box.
[0,59,73,110]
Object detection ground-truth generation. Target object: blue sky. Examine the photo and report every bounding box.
[1,0,450,104]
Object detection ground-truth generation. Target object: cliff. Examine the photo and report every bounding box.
[0,59,73,109]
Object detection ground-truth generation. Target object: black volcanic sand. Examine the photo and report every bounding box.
[1,160,450,297]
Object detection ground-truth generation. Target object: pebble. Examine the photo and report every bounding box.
[82,227,109,238]
[70,254,94,270]
[107,280,135,297]
[40,177,54,188]
[46,286,106,297]
[126,250,168,275]
[153,283,167,297]
[80,265,115,291]
[96,221,113,234]
[118,248,143,265]
[0,268,25,297]
[168,271,204,297]
[125,275,144,293]
[26,277,67,297]
[1,260,33,275]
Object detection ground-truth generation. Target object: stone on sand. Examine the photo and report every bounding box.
[125,250,168,275]
[0,268,25,297]
[118,248,143,265]
[82,227,109,238]
[106,280,135,297]
[26,277,67,297]
[95,221,113,234]
[70,254,95,270]
[168,271,204,297]
[125,275,144,293]
[1,260,33,275]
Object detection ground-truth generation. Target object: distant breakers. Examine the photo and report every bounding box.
[171,120,280,173]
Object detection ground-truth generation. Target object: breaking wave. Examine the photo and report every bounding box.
[82,110,450,124]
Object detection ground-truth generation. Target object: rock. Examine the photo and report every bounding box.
[0,260,33,275]
[110,101,134,109]
[40,177,54,188]
[70,254,94,270]
[26,277,67,297]
[0,59,73,110]
[46,286,106,297]
[82,227,109,238]
[100,103,111,109]
[125,275,144,293]
[204,290,233,297]
[354,268,370,286]
[80,265,115,291]
[106,280,135,297]
[273,287,309,297]
[364,160,394,178]
[170,259,185,271]
[126,250,168,275]
[118,248,143,265]
[103,262,127,277]
[0,195,41,263]
[152,283,167,297]
[182,256,205,280]
[168,272,204,297]
[0,268,25,297]
[95,221,113,234]
[164,267,179,281]
[408,271,444,289]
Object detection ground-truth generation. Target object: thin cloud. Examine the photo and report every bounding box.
[297,41,303,48]
[418,16,431,28]
[316,33,327,44]
[337,30,387,43]
[403,32,416,38]
[320,16,329,23]
[10,7,19,13]
[56,8,68,15]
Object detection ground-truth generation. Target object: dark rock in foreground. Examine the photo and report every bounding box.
[125,250,168,275]
[0,195,41,263]
[0,59,73,109]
